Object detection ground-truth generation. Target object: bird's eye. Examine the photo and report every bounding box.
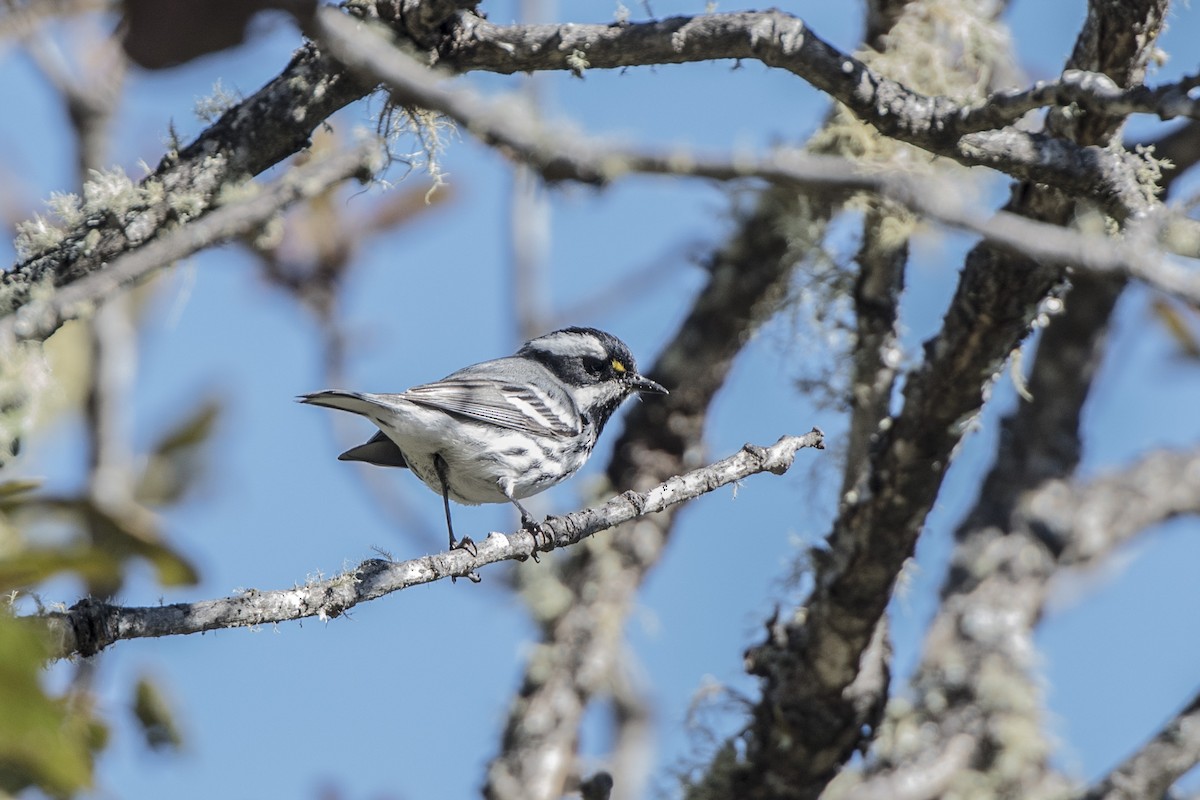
[582,356,607,376]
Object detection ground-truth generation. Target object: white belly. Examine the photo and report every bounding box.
[368,401,595,505]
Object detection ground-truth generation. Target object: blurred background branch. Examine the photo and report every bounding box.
[3,0,1200,798]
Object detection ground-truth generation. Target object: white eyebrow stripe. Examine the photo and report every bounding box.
[527,331,607,360]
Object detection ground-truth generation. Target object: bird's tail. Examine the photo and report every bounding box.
[298,392,410,468]
[296,390,387,417]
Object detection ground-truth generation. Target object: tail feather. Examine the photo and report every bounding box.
[299,392,410,469]
[297,390,382,417]
[338,431,408,468]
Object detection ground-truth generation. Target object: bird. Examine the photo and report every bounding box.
[298,327,667,555]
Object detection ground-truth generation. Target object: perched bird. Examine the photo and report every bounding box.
[299,327,667,554]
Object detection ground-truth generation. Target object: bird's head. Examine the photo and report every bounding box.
[518,327,667,430]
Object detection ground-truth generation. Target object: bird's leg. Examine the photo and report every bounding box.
[509,496,536,529]
[497,480,537,529]
[500,483,543,561]
[434,453,476,557]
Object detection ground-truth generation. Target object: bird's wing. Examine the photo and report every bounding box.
[401,379,581,439]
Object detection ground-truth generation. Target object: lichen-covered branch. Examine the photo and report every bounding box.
[38,433,822,659]
[1027,446,1200,566]
[1,141,384,344]
[5,0,1177,324]
[443,9,1158,217]
[866,3,1171,798]
[716,1,1171,797]
[1,40,371,316]
[842,202,905,497]
[316,10,1200,314]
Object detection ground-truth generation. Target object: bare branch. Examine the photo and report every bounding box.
[21,25,126,184]
[38,433,823,659]
[606,650,655,800]
[957,69,1200,130]
[1024,446,1200,566]
[314,12,1200,313]
[0,140,384,344]
[444,9,1157,217]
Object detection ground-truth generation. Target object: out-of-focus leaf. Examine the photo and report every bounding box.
[1151,297,1200,360]
[139,541,199,587]
[133,677,184,751]
[0,480,42,542]
[17,497,198,591]
[75,500,198,588]
[0,614,103,795]
[0,480,42,501]
[150,400,220,457]
[135,399,221,507]
[121,0,317,69]
[0,546,123,593]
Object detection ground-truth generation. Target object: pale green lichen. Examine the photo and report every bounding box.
[82,166,142,217]
[870,0,1017,101]
[14,170,170,261]
[565,49,590,77]
[194,79,242,124]
[46,192,84,229]
[162,122,183,163]
[285,72,313,95]
[81,229,102,256]
[1132,143,1167,196]
[141,178,166,207]
[13,214,66,261]
[214,178,261,207]
[375,103,456,192]
[167,188,207,219]
[251,216,284,251]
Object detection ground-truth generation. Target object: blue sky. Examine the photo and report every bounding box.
[4,2,1200,798]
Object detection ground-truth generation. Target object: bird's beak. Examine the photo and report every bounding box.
[630,374,668,395]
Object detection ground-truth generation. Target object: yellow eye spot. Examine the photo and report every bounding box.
[611,359,626,374]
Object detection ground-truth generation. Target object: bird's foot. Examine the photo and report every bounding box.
[451,535,478,558]
[448,535,480,584]
[450,569,481,584]
[517,515,545,562]
[527,515,559,554]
